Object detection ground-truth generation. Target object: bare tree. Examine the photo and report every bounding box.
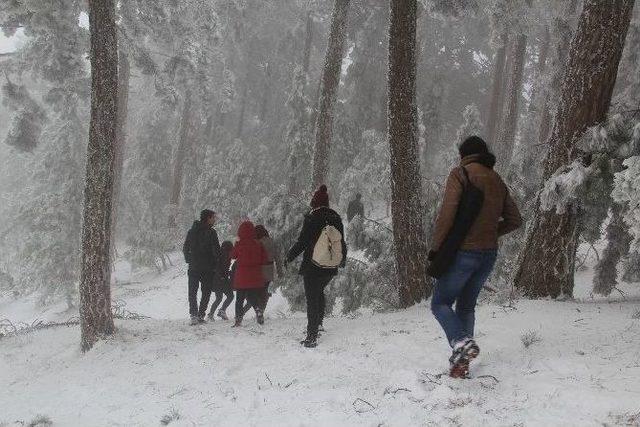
[311,0,350,189]
[514,0,635,299]
[388,0,430,306]
[79,0,118,351]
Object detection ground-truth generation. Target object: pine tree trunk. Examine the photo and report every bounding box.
[538,0,579,146]
[388,0,430,306]
[236,69,250,139]
[593,202,632,296]
[110,50,130,264]
[528,27,550,114]
[486,33,508,144]
[514,0,635,299]
[302,12,314,76]
[311,0,350,189]
[496,33,527,166]
[80,0,118,352]
[169,89,193,227]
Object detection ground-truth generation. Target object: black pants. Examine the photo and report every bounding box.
[235,289,261,320]
[304,274,333,336]
[188,270,214,317]
[243,281,271,315]
[210,290,234,314]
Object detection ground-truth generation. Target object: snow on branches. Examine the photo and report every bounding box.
[613,156,640,250]
[1,80,47,152]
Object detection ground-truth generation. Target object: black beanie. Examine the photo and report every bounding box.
[459,135,489,158]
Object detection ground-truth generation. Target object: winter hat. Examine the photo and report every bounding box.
[311,185,329,209]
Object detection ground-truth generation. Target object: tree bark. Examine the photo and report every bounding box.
[110,50,130,264]
[593,202,632,296]
[514,0,635,299]
[496,33,527,167]
[302,11,314,76]
[528,26,550,114]
[486,33,508,144]
[236,80,248,139]
[388,0,430,306]
[311,0,350,189]
[538,0,579,146]
[80,0,118,352]
[168,89,193,227]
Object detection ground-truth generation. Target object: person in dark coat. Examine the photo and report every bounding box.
[183,209,221,325]
[286,185,347,348]
[207,240,234,321]
[231,220,268,327]
[347,192,365,222]
[430,136,522,378]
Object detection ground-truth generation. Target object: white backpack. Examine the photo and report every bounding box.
[311,224,343,268]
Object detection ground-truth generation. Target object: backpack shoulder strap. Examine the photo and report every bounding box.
[455,166,470,188]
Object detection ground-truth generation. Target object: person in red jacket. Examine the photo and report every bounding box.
[231,220,268,327]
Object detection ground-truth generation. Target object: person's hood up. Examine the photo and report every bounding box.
[237,221,256,240]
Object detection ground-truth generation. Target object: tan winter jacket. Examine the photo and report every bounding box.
[431,155,523,252]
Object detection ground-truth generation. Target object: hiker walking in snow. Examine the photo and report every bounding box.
[243,225,283,317]
[286,185,347,348]
[207,240,234,321]
[231,221,268,327]
[428,136,522,378]
[347,192,365,222]
[183,209,221,325]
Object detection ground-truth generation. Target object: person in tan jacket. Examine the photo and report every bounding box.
[430,135,522,378]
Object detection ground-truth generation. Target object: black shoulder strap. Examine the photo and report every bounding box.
[460,166,470,186]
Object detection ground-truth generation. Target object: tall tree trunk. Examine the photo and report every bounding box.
[528,27,550,114]
[110,50,130,264]
[388,0,430,306]
[236,82,248,139]
[311,0,350,189]
[514,0,635,299]
[486,33,508,144]
[496,33,527,167]
[80,0,118,352]
[537,0,579,146]
[593,202,632,296]
[168,89,193,227]
[302,11,314,76]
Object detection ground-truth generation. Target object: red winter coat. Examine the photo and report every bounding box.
[231,221,268,289]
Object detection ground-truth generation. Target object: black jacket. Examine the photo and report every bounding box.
[287,207,347,276]
[183,221,221,273]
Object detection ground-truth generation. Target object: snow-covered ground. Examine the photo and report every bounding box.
[1,255,640,426]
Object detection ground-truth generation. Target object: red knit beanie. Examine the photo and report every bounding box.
[310,185,329,208]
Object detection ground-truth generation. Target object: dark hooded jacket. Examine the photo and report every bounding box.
[287,207,347,276]
[183,220,221,273]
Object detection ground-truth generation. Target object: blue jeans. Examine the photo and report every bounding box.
[431,249,497,347]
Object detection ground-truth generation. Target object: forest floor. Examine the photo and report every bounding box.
[1,254,640,426]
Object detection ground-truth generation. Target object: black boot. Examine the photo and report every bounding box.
[300,333,318,348]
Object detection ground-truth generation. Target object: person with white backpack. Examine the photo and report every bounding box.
[286,185,347,348]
